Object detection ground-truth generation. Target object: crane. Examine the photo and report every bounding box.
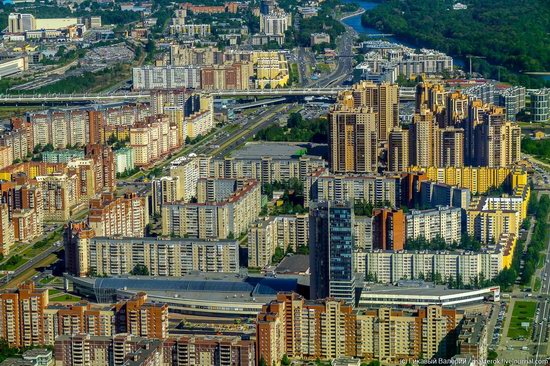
[466,55,486,77]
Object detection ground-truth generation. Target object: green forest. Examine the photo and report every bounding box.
[361,0,550,87]
[522,137,550,162]
[254,112,328,143]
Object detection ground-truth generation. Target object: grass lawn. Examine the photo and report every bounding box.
[507,301,537,339]
[39,276,55,285]
[48,289,61,296]
[0,255,26,271]
[538,254,546,269]
[534,278,542,292]
[50,293,81,302]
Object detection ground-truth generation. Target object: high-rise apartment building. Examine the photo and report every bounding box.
[530,89,549,123]
[365,249,504,285]
[132,66,201,90]
[152,176,183,214]
[8,13,36,33]
[201,62,253,90]
[43,301,114,345]
[54,333,164,366]
[85,144,116,192]
[54,334,255,366]
[305,168,401,208]
[0,282,48,348]
[497,86,526,121]
[372,208,405,251]
[114,293,168,339]
[328,104,378,174]
[88,192,149,238]
[437,127,464,167]
[347,81,399,141]
[478,119,521,168]
[405,206,462,244]
[67,235,239,277]
[310,202,356,304]
[406,166,527,196]
[161,179,261,239]
[248,214,309,268]
[129,115,180,167]
[0,203,14,255]
[257,293,355,365]
[256,293,460,365]
[445,91,469,127]
[409,107,437,167]
[466,196,523,243]
[388,127,409,172]
[259,11,291,36]
[210,155,326,184]
[0,179,44,244]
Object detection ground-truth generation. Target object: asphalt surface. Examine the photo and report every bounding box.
[534,189,550,363]
[0,241,62,286]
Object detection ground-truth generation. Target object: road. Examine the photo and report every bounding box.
[534,189,550,363]
[309,28,357,88]
[0,242,62,288]
[116,103,295,189]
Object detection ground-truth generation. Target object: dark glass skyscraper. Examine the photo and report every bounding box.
[309,201,356,305]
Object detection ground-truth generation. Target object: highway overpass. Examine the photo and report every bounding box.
[0,87,416,104]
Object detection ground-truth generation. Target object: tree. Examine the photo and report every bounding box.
[131,264,149,276]
[259,356,267,366]
[281,355,291,366]
[272,247,285,264]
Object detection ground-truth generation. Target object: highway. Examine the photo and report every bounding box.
[310,28,357,88]
[0,88,346,104]
[0,241,62,287]
[534,189,550,364]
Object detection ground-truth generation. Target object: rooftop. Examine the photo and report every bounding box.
[231,141,326,160]
[275,255,309,275]
[71,273,301,303]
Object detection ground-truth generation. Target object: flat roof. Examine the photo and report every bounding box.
[231,141,326,160]
[362,284,473,297]
[275,255,309,274]
[359,284,500,307]
[71,273,300,304]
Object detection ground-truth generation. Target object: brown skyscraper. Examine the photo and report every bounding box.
[349,81,399,141]
[437,127,464,167]
[388,127,409,172]
[464,99,485,165]
[372,208,405,251]
[328,104,378,173]
[87,111,104,145]
[0,282,49,348]
[85,144,116,192]
[445,91,469,127]
[409,108,437,167]
[115,293,168,339]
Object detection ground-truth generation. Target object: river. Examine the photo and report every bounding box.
[341,0,414,46]
[342,0,465,67]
